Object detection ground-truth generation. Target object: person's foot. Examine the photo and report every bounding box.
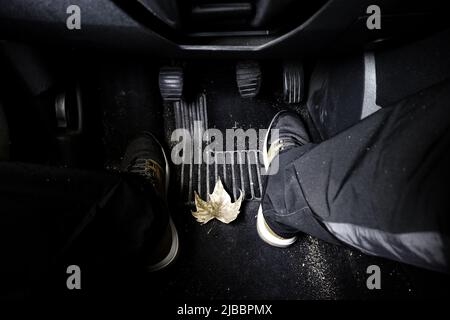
[262,111,310,171]
[257,111,310,248]
[122,132,179,271]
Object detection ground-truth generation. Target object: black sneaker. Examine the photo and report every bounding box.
[122,132,179,271]
[262,110,310,171]
[258,111,310,248]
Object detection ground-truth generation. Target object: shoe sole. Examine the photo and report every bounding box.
[256,205,297,248]
[258,111,297,248]
[147,217,179,272]
[146,132,180,272]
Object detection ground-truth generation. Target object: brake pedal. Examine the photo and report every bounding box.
[283,62,304,104]
[236,61,261,98]
[159,66,184,102]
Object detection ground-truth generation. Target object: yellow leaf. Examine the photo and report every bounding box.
[192,178,244,224]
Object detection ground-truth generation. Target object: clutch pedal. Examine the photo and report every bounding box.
[159,66,184,102]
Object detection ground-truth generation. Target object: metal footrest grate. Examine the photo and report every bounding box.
[172,94,264,204]
[178,150,264,204]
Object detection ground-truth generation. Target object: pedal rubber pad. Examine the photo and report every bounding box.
[236,61,261,98]
[283,62,304,104]
[159,66,184,102]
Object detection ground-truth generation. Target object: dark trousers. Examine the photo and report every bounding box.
[0,164,165,299]
[263,80,450,273]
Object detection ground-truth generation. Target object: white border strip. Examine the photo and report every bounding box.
[361,52,382,119]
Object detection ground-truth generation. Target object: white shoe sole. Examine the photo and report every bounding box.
[147,217,179,272]
[256,205,296,248]
[259,111,297,248]
[147,133,180,272]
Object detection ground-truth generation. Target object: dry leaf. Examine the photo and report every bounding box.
[192,178,244,224]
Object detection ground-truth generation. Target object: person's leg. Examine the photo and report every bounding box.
[0,134,176,299]
[0,162,113,297]
[261,80,450,273]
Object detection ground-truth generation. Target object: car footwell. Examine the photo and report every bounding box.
[95,61,448,300]
[134,62,448,300]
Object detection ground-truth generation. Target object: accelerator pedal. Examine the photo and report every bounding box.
[283,62,304,104]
